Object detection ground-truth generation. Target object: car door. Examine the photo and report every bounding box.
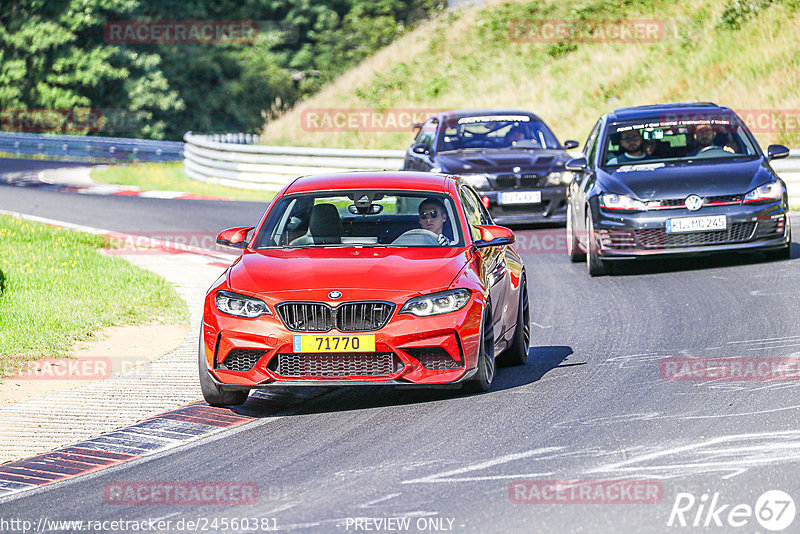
[572,119,602,247]
[460,186,509,343]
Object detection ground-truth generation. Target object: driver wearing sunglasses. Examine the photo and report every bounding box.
[418,198,451,246]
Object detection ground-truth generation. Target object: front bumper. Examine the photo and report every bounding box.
[478,187,568,225]
[592,202,790,259]
[201,294,484,388]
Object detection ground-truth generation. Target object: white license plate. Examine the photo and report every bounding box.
[499,191,542,205]
[666,215,727,233]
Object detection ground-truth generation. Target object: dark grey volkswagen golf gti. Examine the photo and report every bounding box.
[565,102,792,276]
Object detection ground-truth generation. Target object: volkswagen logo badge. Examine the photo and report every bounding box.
[328,291,342,300]
[685,195,703,211]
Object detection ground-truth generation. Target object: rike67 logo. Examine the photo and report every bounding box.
[668,490,795,531]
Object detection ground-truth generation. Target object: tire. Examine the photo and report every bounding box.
[497,275,530,367]
[198,332,249,407]
[567,203,585,263]
[586,208,607,276]
[462,306,496,393]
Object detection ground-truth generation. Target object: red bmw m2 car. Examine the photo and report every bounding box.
[200,171,529,405]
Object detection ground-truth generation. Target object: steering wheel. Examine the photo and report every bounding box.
[392,229,441,246]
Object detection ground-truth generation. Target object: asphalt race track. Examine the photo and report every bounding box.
[2,160,800,532]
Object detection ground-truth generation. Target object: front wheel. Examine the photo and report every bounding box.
[497,276,530,367]
[198,332,249,406]
[586,208,608,276]
[462,307,496,393]
[567,204,585,263]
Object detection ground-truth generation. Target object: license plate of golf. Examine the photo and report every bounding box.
[665,215,727,233]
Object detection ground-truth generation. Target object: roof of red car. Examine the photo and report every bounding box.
[284,171,454,195]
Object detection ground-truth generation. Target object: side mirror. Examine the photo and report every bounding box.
[767,144,790,161]
[565,156,589,172]
[216,226,254,249]
[412,143,430,155]
[563,140,580,150]
[472,224,515,248]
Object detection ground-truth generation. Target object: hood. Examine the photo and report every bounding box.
[228,247,470,298]
[600,158,774,200]
[435,148,570,174]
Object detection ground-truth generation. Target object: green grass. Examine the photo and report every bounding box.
[0,214,189,378]
[91,162,278,203]
[261,0,800,151]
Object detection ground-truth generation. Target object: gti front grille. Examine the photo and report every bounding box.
[406,348,464,370]
[216,349,264,371]
[634,222,756,248]
[276,301,395,332]
[268,353,403,378]
[647,195,744,209]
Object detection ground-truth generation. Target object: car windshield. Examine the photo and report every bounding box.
[602,112,758,167]
[254,191,464,248]
[438,114,561,151]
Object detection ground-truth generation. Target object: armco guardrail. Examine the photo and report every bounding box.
[0,131,183,162]
[186,135,800,205]
[183,132,405,190]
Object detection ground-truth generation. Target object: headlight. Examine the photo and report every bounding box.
[400,289,471,317]
[743,182,783,203]
[600,193,648,211]
[460,173,491,189]
[545,171,574,186]
[215,291,271,318]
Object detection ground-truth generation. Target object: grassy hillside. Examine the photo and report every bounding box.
[260,0,800,150]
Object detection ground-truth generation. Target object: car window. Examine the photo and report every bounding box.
[254,191,463,248]
[601,113,758,167]
[414,119,438,150]
[458,186,485,241]
[584,119,601,165]
[438,115,560,151]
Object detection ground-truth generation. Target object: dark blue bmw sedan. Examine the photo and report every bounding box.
[402,109,579,225]
[565,102,791,276]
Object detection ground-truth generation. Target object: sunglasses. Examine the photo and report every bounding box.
[419,210,440,219]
